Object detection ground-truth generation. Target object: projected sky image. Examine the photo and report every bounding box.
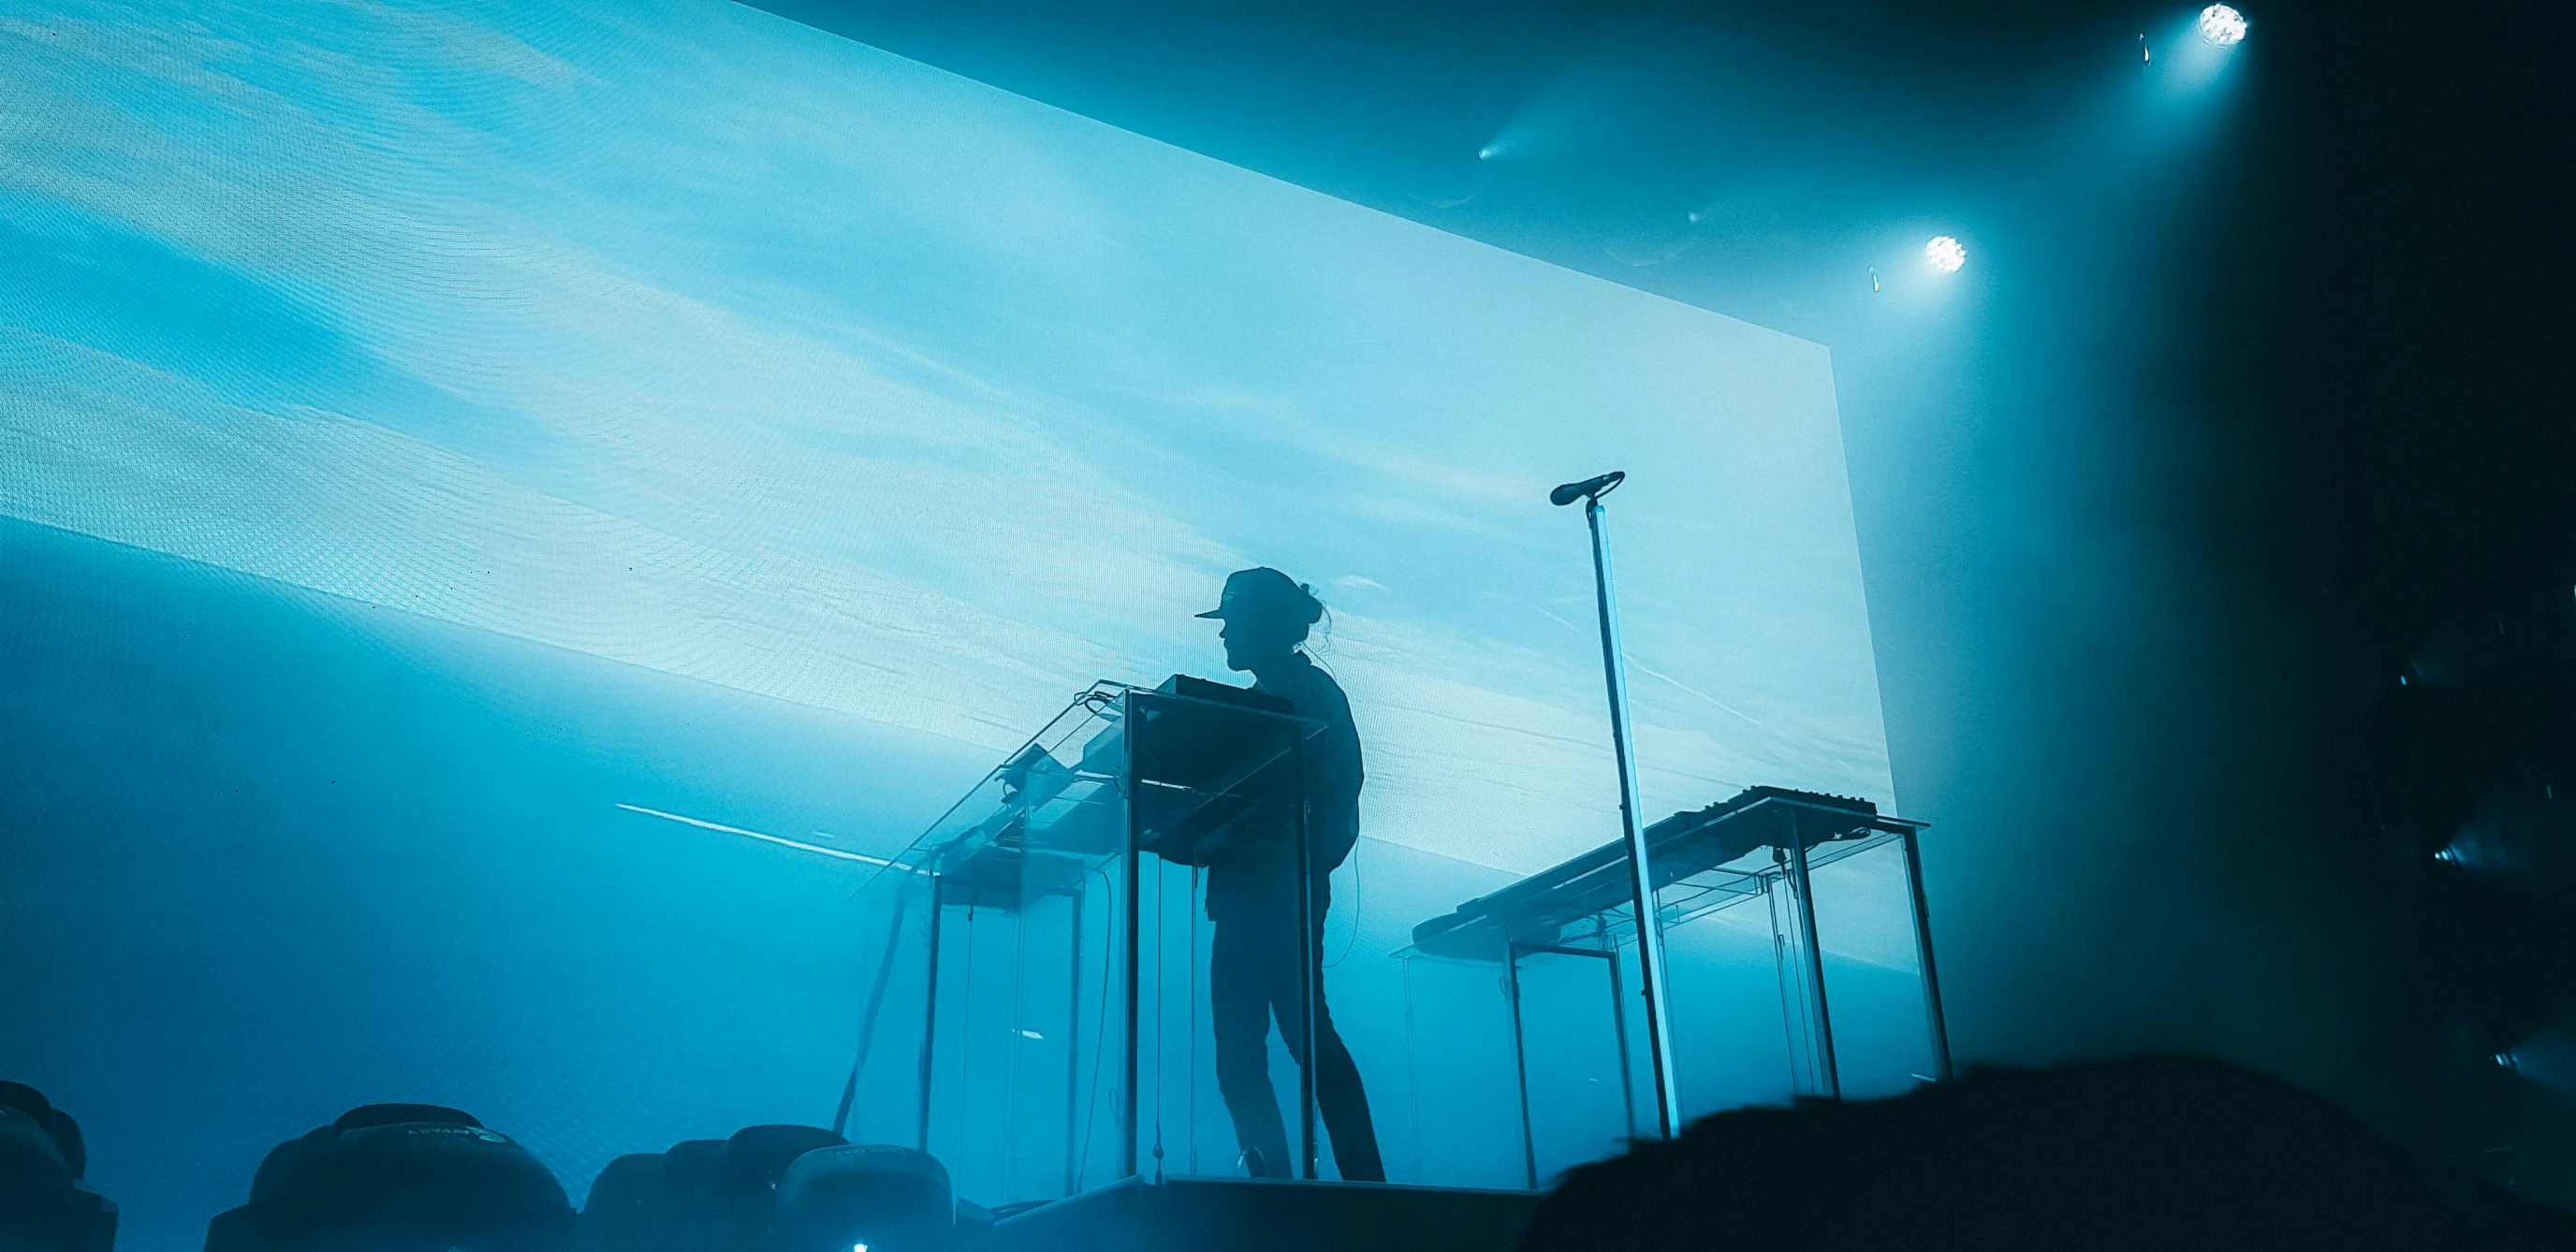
[0,0,1892,872]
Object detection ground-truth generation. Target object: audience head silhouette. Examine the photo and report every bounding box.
[0,1082,115,1252]
[207,1104,572,1252]
[9,1060,2571,1252]
[1513,1056,2576,1252]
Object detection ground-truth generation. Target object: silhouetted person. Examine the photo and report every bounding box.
[1196,567,1384,1181]
[2,1081,115,1252]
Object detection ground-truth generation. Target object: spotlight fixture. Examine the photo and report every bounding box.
[2198,4,2247,46]
[1925,236,1967,273]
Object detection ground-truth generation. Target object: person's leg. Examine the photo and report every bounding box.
[1208,918,1293,1175]
[1272,908,1387,1183]
[1306,997,1385,1182]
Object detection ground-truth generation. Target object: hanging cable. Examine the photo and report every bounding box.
[832,867,923,1135]
[1002,888,1029,1200]
[958,900,980,1155]
[1325,839,1363,968]
[1076,864,1117,1182]
[1151,858,1167,1182]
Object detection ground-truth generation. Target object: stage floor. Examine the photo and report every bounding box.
[989,1175,1544,1252]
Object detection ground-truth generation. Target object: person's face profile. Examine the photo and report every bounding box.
[1216,613,1294,672]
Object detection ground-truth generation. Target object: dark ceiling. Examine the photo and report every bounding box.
[740,0,2177,333]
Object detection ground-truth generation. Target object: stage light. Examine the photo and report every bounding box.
[1925,236,1967,273]
[2199,5,2247,46]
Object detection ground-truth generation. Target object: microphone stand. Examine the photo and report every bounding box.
[1557,471,1683,1141]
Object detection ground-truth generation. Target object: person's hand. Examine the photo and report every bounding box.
[1195,813,1251,862]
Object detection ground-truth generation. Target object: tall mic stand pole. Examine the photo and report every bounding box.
[1556,470,1683,1141]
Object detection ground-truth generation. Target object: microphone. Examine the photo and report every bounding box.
[1550,471,1627,506]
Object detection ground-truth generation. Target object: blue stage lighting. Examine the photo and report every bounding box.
[1925,236,1967,273]
[2199,5,2248,46]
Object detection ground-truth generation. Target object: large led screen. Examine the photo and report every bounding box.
[0,0,1896,1240]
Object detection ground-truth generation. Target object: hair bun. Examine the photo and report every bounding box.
[1297,584,1325,625]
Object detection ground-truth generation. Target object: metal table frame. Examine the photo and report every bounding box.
[876,680,1326,1201]
[1417,800,1950,1186]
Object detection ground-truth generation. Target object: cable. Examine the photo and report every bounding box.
[1324,839,1362,968]
[1003,890,1027,1201]
[1075,865,1116,1184]
[1189,864,1204,1175]
[1402,954,1423,1181]
[1151,858,1166,1182]
[832,867,923,1135]
[957,899,979,1156]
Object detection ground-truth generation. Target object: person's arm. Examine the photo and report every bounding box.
[1140,786,1260,866]
[1308,686,1364,870]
